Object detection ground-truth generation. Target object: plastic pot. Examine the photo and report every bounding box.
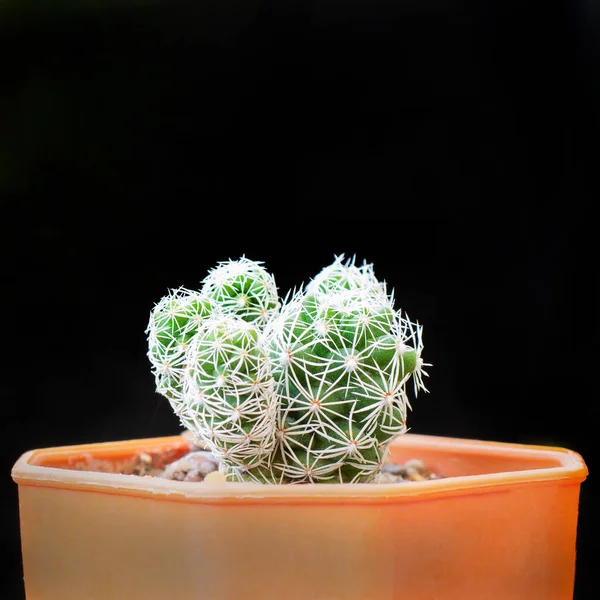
[12,433,588,600]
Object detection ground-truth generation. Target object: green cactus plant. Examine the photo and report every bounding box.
[146,254,429,484]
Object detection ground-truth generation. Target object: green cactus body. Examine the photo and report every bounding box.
[146,255,429,485]
[181,315,277,478]
[146,289,217,415]
[264,286,423,483]
[201,256,280,326]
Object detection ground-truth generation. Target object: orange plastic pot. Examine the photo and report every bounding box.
[12,433,588,600]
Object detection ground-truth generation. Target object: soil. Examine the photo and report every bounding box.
[130,436,444,484]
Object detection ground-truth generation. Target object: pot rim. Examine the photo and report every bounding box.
[11,433,588,504]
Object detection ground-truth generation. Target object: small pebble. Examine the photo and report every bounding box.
[132,452,157,476]
[203,471,227,484]
[375,472,401,484]
[160,451,219,482]
[377,459,442,483]
[405,467,425,482]
[381,463,407,476]
[404,458,426,471]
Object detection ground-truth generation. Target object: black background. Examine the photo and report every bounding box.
[1,1,597,598]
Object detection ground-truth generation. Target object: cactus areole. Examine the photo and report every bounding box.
[146,255,429,483]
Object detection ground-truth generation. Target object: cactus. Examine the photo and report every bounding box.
[147,255,429,484]
[201,256,280,326]
[146,288,217,418]
[146,257,280,435]
[264,282,426,483]
[305,253,387,300]
[180,315,277,478]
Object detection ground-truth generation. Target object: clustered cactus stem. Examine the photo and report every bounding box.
[146,255,429,484]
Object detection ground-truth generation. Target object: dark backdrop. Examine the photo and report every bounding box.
[1,1,597,599]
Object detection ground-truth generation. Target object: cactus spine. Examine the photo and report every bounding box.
[147,255,429,483]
